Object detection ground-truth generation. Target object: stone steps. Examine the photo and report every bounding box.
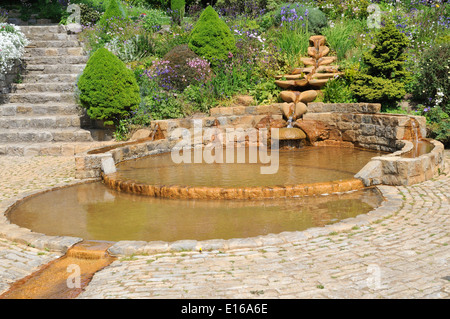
[22,74,79,84]
[22,33,79,42]
[0,23,113,156]
[19,25,66,34]
[0,103,81,116]
[25,64,86,74]
[0,115,82,129]
[12,82,76,93]
[23,56,88,65]
[8,92,77,104]
[0,141,115,157]
[24,47,84,57]
[28,40,82,48]
[0,128,94,143]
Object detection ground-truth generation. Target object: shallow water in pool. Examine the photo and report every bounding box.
[8,182,383,242]
[115,147,383,188]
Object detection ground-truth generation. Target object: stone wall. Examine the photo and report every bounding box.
[356,139,445,186]
[0,59,22,104]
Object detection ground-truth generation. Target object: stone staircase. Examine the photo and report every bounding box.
[0,24,113,156]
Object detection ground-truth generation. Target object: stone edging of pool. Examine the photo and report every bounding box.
[101,171,366,200]
[0,178,402,256]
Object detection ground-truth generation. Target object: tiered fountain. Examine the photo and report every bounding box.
[270,35,342,147]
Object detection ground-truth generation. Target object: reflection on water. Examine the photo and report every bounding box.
[402,140,434,158]
[116,147,383,187]
[8,182,383,242]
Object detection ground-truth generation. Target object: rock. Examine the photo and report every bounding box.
[294,102,308,118]
[255,116,287,130]
[291,67,314,74]
[270,119,287,128]
[66,23,82,34]
[150,124,165,140]
[309,35,326,47]
[300,57,316,66]
[280,91,297,103]
[308,78,329,88]
[318,56,337,66]
[235,94,254,106]
[298,90,318,103]
[130,128,152,141]
[281,102,295,119]
[311,72,341,80]
[274,73,304,80]
[275,80,296,89]
[294,79,309,87]
[277,127,306,140]
[294,119,330,144]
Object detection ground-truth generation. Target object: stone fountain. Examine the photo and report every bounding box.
[262,35,342,147]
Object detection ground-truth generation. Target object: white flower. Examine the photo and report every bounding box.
[0,23,29,73]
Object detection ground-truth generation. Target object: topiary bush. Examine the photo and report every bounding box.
[350,20,410,109]
[98,0,128,27]
[188,6,236,66]
[77,48,141,126]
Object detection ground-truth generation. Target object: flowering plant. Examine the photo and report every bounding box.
[0,23,29,74]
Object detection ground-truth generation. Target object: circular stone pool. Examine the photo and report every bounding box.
[103,146,384,199]
[7,182,383,242]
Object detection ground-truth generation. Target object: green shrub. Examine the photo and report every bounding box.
[170,0,185,25]
[77,48,141,126]
[323,76,356,103]
[98,0,128,27]
[142,9,171,32]
[412,42,449,114]
[350,20,410,108]
[188,6,236,66]
[79,3,102,25]
[161,44,212,91]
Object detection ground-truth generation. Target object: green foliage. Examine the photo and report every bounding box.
[188,6,236,66]
[249,79,280,105]
[98,0,128,27]
[170,0,185,25]
[323,76,356,103]
[363,21,410,80]
[417,105,450,147]
[273,3,328,35]
[412,42,449,114]
[77,48,141,125]
[317,0,370,20]
[161,44,211,91]
[268,21,310,68]
[321,19,365,61]
[141,9,171,32]
[350,20,410,108]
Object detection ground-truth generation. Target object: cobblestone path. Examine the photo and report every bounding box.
[0,153,449,298]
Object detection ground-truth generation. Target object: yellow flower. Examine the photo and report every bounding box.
[436,4,439,7]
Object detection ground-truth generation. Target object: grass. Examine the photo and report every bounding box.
[269,25,310,68]
[322,18,367,61]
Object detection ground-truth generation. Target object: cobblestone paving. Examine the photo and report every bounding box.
[0,153,449,298]
[0,156,75,295]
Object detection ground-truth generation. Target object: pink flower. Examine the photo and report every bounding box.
[228,52,233,58]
